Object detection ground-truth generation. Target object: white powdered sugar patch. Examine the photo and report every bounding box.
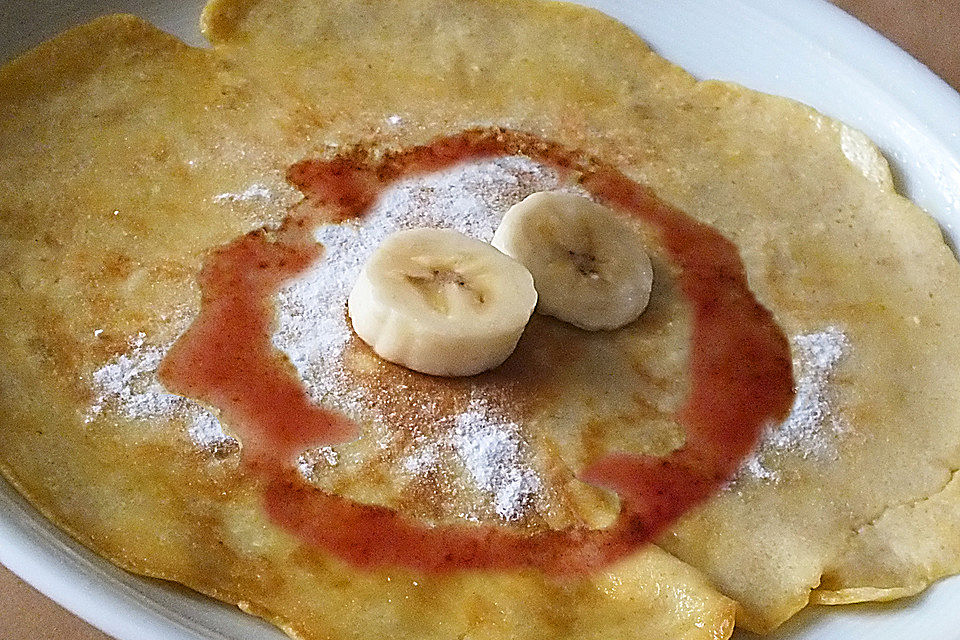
[187,407,231,451]
[87,332,234,452]
[88,332,178,421]
[450,400,541,521]
[401,440,442,475]
[297,446,341,478]
[738,326,850,482]
[213,183,273,203]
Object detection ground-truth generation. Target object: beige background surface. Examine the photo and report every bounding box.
[1,1,958,638]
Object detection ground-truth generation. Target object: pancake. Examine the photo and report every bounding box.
[1,0,959,638]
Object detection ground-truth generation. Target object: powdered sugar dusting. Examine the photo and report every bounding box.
[213,183,273,203]
[87,331,235,452]
[451,400,541,521]
[297,446,341,479]
[88,332,178,421]
[187,408,230,450]
[738,327,850,482]
[402,440,442,475]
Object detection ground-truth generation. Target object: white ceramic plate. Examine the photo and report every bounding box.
[1,1,959,638]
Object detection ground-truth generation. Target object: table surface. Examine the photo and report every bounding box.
[1,1,959,638]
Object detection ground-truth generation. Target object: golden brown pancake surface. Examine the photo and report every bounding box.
[1,0,960,637]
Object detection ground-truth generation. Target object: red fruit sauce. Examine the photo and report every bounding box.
[159,128,794,576]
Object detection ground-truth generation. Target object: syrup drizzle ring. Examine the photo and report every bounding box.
[159,128,794,577]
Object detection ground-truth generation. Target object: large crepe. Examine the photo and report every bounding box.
[1,0,959,637]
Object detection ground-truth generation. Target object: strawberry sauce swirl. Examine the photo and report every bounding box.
[159,128,794,576]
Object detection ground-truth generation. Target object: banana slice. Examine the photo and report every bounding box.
[491,191,653,331]
[347,228,537,377]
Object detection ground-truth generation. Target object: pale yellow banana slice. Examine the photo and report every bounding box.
[491,192,653,331]
[347,228,537,377]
